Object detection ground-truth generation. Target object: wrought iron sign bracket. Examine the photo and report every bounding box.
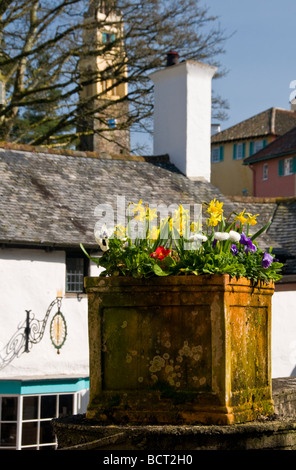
[0,296,67,370]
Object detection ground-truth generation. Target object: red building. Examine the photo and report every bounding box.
[244,126,296,197]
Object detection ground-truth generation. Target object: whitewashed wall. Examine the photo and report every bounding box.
[272,288,296,378]
[0,247,100,380]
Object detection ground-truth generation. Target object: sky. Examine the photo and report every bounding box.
[132,0,296,153]
[206,0,296,130]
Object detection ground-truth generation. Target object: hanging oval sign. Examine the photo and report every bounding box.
[50,311,67,353]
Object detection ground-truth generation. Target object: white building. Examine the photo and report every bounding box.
[0,242,101,449]
[1,57,296,450]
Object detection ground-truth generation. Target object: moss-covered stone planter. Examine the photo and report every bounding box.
[84,275,274,425]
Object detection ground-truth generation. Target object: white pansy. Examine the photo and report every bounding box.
[94,223,113,251]
[228,230,241,243]
[98,238,109,251]
[214,232,229,241]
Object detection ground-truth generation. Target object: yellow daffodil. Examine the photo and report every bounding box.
[207,199,224,216]
[174,205,189,218]
[148,225,159,240]
[146,207,158,222]
[171,205,190,236]
[134,206,146,222]
[130,200,143,213]
[234,209,247,225]
[114,224,126,238]
[207,213,222,227]
[129,201,145,222]
[245,213,258,226]
[190,220,202,232]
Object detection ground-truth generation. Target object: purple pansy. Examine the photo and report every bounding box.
[231,244,238,256]
[261,252,274,269]
[240,232,257,253]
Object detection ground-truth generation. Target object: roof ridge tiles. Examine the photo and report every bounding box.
[211,107,296,143]
[0,141,169,163]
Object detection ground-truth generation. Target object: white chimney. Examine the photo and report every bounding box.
[211,123,221,135]
[291,98,296,113]
[150,60,217,181]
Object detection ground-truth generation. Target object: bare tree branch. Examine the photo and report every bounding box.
[0,0,229,150]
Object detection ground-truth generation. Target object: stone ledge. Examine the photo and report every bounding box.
[52,415,296,450]
[52,378,296,450]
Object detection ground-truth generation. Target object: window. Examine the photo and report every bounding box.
[263,163,268,180]
[66,254,88,293]
[254,140,265,153]
[284,158,293,175]
[101,69,118,97]
[102,32,116,44]
[279,157,296,176]
[0,397,17,447]
[211,146,224,163]
[108,118,116,128]
[102,79,117,96]
[233,142,245,160]
[249,139,267,156]
[0,393,75,450]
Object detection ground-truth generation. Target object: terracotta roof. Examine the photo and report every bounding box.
[0,143,295,273]
[211,108,296,143]
[244,126,296,165]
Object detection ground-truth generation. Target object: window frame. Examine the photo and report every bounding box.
[65,252,89,294]
[102,32,116,44]
[233,142,245,160]
[236,143,244,160]
[263,163,268,180]
[0,392,78,450]
[211,145,224,163]
[254,140,265,153]
[284,157,293,176]
[249,139,267,156]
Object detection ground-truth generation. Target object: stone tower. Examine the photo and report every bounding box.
[77,0,130,154]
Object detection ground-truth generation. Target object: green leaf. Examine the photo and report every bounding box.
[153,264,170,276]
[250,221,271,241]
[80,243,100,265]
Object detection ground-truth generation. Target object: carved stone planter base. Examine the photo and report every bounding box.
[85,275,274,425]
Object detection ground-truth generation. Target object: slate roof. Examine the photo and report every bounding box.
[244,126,296,165]
[0,143,294,273]
[0,144,228,248]
[211,108,296,144]
[267,199,296,274]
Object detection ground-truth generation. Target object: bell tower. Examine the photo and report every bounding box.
[77,0,130,154]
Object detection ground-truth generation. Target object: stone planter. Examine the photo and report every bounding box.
[84,275,274,425]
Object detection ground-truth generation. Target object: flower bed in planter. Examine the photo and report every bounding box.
[81,199,282,425]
